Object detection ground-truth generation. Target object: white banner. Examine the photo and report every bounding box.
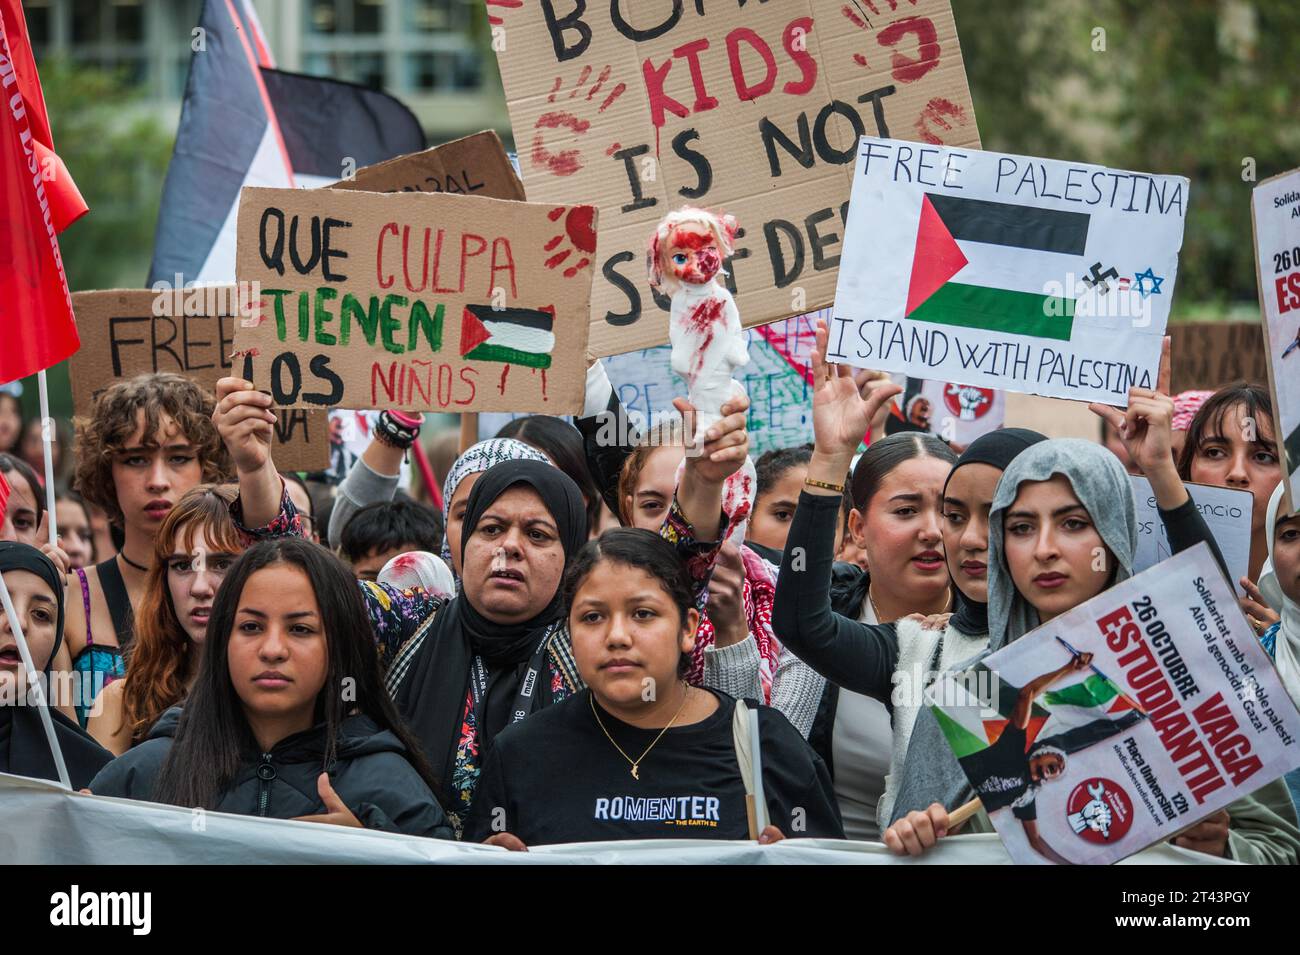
[832,137,1187,405]
[0,773,1225,865]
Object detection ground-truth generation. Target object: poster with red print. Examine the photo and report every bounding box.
[491,0,980,356]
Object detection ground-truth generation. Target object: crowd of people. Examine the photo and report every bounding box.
[1,321,1298,862]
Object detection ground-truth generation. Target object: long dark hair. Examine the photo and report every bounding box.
[1175,381,1274,479]
[564,528,697,676]
[849,433,957,511]
[152,538,438,808]
[497,415,603,530]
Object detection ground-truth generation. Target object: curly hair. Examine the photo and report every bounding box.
[120,483,242,746]
[73,373,231,526]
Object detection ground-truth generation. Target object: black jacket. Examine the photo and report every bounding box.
[89,707,453,839]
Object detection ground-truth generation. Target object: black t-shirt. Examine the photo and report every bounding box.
[463,689,844,845]
[958,723,1038,821]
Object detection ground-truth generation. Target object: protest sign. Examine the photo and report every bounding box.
[1167,322,1269,395]
[329,130,525,201]
[1251,168,1300,509]
[231,187,595,414]
[1131,477,1252,595]
[832,138,1188,406]
[492,0,980,357]
[927,543,1300,865]
[68,289,328,472]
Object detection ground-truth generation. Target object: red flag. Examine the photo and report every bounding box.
[0,3,81,382]
[0,469,10,527]
[0,0,87,232]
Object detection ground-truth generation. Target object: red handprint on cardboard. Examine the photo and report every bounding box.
[530,65,628,178]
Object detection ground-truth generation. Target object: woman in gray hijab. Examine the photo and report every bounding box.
[885,438,1300,863]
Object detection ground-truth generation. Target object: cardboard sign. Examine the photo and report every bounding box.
[927,543,1300,865]
[1131,476,1252,595]
[1168,321,1269,395]
[1251,168,1300,510]
[492,0,980,357]
[832,138,1188,406]
[231,187,596,413]
[68,289,329,473]
[329,130,525,201]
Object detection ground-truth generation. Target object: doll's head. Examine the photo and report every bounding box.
[647,207,738,293]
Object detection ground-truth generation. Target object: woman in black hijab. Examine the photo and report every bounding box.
[0,542,112,788]
[387,459,588,833]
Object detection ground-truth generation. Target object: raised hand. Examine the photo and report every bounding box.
[810,320,902,457]
[676,394,750,486]
[34,512,70,574]
[707,541,748,648]
[1089,338,1188,509]
[213,377,277,475]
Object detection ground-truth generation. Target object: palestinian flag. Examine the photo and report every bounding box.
[460,304,555,369]
[1039,672,1143,739]
[907,193,1090,342]
[927,669,1049,757]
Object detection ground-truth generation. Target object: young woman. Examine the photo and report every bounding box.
[746,445,812,564]
[886,437,1300,863]
[1176,382,1281,585]
[56,374,233,700]
[1258,483,1300,808]
[87,538,452,839]
[0,542,112,789]
[86,485,243,754]
[615,410,805,719]
[463,528,843,847]
[771,331,954,839]
[54,492,95,570]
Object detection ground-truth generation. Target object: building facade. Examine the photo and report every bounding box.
[25,0,512,143]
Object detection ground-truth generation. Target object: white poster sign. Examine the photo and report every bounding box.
[832,137,1188,405]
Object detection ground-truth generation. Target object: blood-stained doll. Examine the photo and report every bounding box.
[648,207,749,446]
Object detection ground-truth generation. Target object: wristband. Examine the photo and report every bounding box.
[374,410,422,450]
[804,477,845,494]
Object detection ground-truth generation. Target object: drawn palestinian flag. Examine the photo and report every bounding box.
[927,670,1050,758]
[1039,672,1143,738]
[907,194,1090,341]
[459,304,555,369]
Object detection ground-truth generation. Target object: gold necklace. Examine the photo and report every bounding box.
[868,586,951,623]
[590,686,692,780]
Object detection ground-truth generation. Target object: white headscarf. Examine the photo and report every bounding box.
[1260,482,1300,706]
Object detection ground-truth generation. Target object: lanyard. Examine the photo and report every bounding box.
[468,633,551,733]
